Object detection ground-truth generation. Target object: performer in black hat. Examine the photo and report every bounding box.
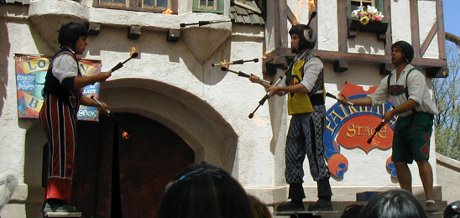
[250,19,333,211]
[338,40,439,212]
[39,21,111,213]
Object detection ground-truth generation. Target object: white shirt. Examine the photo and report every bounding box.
[277,51,323,95]
[52,52,79,84]
[300,57,323,94]
[369,64,438,117]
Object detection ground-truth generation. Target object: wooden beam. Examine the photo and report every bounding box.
[336,0,348,72]
[279,0,289,48]
[420,23,438,57]
[334,60,349,73]
[128,25,141,39]
[88,22,100,36]
[436,0,446,59]
[313,50,446,68]
[286,6,299,24]
[313,50,390,64]
[233,1,262,14]
[311,0,318,49]
[446,32,460,46]
[412,57,447,68]
[410,0,421,58]
[337,0,347,53]
[384,0,392,56]
[265,48,447,77]
[272,0,289,49]
[382,0,393,75]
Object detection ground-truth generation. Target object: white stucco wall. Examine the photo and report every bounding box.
[391,0,412,43]
[0,0,448,217]
[317,0,338,51]
[418,0,439,59]
[0,6,51,218]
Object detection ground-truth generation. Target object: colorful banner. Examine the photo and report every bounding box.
[15,55,102,121]
[324,82,398,179]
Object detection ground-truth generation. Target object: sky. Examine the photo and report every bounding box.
[444,0,460,36]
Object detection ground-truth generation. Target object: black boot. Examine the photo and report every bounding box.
[277,183,305,211]
[43,199,77,213]
[308,179,333,211]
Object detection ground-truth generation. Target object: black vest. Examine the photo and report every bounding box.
[42,48,80,104]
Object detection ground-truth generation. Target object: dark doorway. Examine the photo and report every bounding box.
[72,112,194,218]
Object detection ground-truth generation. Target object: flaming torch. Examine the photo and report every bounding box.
[107,47,139,74]
[91,96,132,140]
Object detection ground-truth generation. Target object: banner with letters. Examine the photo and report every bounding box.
[324,82,398,179]
[14,54,102,121]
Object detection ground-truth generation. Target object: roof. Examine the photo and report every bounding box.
[2,0,30,4]
[230,0,265,26]
[1,0,265,26]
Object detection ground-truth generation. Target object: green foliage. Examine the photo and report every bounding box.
[433,41,460,160]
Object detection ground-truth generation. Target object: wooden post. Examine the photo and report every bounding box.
[277,0,288,49]
[436,0,446,60]
[410,0,420,58]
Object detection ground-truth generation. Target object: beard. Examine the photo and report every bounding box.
[391,56,406,66]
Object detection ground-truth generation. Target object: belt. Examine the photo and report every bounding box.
[310,93,324,106]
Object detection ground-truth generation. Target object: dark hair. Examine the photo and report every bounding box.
[247,194,271,218]
[359,189,427,218]
[158,162,253,218]
[289,24,317,50]
[444,201,460,218]
[57,22,88,49]
[341,204,364,218]
[391,41,414,63]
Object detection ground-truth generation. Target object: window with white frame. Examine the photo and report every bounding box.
[193,0,224,14]
[96,0,176,13]
[142,0,169,9]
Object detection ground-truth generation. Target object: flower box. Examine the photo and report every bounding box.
[348,5,388,40]
[348,19,388,34]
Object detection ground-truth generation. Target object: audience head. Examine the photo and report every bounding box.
[158,162,253,218]
[341,204,364,218]
[359,189,426,218]
[247,194,271,218]
[444,201,460,218]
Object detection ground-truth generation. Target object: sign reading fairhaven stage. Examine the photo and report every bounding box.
[15,55,102,121]
[324,82,398,179]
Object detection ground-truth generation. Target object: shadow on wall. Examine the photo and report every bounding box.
[24,120,47,187]
[84,27,233,86]
[0,16,10,118]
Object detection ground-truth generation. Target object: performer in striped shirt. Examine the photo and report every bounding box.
[39,21,111,213]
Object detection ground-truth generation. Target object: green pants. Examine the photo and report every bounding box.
[392,112,434,164]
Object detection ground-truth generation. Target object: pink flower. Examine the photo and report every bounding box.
[373,15,382,22]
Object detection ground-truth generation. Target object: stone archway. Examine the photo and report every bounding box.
[100,78,239,172]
